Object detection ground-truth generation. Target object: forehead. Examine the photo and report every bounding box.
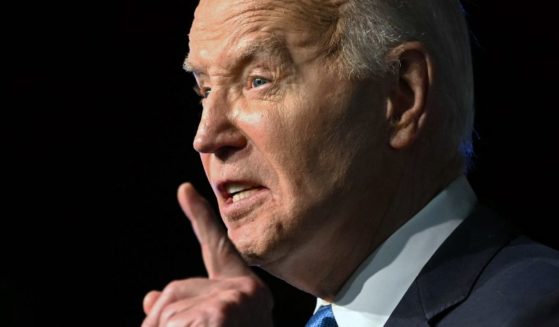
[190,0,336,36]
[187,0,342,73]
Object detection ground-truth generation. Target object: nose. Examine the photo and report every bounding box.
[192,91,247,157]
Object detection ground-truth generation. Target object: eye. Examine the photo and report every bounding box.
[251,77,269,89]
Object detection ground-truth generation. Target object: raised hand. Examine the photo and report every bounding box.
[141,183,273,327]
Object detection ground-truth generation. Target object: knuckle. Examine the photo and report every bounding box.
[164,280,182,294]
[191,292,236,325]
[221,289,245,305]
[166,316,188,327]
[248,278,264,293]
[161,282,177,299]
[162,279,189,299]
[239,277,273,310]
[235,276,259,293]
[160,306,178,324]
[205,305,228,325]
[241,276,269,298]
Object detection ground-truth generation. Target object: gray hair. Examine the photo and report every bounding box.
[336,0,474,166]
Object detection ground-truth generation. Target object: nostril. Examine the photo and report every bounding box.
[192,130,247,156]
[215,146,241,161]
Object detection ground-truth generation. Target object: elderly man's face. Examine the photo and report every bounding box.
[187,0,390,267]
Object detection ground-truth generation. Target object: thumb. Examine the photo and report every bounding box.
[178,182,251,279]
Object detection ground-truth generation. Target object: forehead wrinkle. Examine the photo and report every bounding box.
[280,0,342,29]
[230,35,293,69]
[185,34,293,76]
[192,0,344,41]
[187,4,284,74]
[186,0,347,74]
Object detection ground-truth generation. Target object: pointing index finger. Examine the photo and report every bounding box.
[177,183,251,279]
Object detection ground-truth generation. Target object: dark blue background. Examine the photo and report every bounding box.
[6,1,558,326]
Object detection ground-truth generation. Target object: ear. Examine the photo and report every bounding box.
[386,42,432,150]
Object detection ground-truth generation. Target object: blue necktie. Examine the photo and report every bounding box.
[305,304,338,327]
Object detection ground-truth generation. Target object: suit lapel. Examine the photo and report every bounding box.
[385,206,518,326]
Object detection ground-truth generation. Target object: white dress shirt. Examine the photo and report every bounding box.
[314,176,477,327]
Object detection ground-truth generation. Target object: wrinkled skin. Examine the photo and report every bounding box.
[142,0,437,325]
[187,0,392,285]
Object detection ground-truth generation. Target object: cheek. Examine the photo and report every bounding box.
[199,154,213,182]
[274,94,344,169]
[253,102,334,212]
[241,103,294,166]
[232,103,264,126]
[263,107,311,176]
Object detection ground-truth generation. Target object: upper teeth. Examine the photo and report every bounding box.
[232,189,259,203]
[226,183,254,195]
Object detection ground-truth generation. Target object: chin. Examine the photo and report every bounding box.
[228,226,285,267]
[229,232,268,266]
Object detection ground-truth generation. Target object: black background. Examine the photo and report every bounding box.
[6,1,558,326]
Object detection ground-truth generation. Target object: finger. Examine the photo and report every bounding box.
[157,294,232,327]
[177,183,251,279]
[156,292,217,326]
[143,291,161,315]
[159,289,268,327]
[142,278,215,327]
[157,297,197,326]
[160,304,211,327]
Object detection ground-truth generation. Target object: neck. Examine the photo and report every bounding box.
[263,157,463,301]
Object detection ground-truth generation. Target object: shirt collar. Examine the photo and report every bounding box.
[314,176,477,327]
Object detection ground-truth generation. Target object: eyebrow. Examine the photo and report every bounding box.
[183,36,293,75]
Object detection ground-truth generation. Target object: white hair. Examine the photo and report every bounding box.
[336,0,474,165]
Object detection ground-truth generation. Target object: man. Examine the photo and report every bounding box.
[142,0,559,326]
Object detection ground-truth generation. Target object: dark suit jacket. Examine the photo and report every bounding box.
[385,206,559,327]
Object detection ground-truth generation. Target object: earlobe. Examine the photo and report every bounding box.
[386,43,431,150]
